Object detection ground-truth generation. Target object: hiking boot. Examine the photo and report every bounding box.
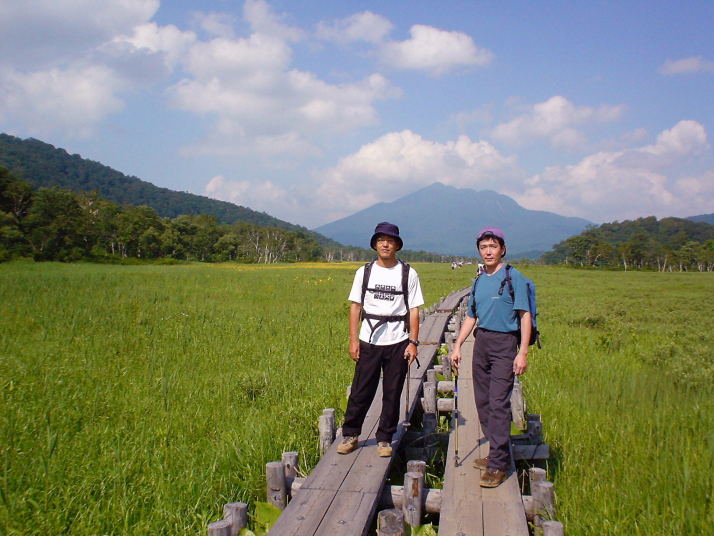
[472,456,489,470]
[377,441,392,457]
[480,469,507,488]
[336,435,359,454]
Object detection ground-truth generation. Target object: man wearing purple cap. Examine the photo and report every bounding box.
[337,222,424,457]
[450,227,531,487]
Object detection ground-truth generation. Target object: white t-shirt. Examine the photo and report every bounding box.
[348,261,425,345]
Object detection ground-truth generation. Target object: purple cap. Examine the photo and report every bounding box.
[476,227,505,244]
[370,221,403,250]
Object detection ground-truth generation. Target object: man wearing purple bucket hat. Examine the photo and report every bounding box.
[450,227,532,488]
[337,222,424,457]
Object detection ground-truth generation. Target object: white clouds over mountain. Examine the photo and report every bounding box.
[491,96,625,149]
[515,120,711,222]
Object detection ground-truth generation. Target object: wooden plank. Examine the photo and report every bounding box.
[438,333,529,536]
[438,338,485,536]
[314,491,378,536]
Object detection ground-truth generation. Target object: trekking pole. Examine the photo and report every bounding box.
[453,366,459,467]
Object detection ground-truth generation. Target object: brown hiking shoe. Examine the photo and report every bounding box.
[377,441,392,457]
[336,435,359,454]
[480,469,507,488]
[472,456,489,470]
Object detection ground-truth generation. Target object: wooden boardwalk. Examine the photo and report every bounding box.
[269,289,469,536]
[438,332,529,536]
[268,287,530,536]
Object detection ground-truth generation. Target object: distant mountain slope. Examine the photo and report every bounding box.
[315,182,592,257]
[0,133,338,245]
[688,213,714,225]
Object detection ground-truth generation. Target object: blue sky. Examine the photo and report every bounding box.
[1,0,712,228]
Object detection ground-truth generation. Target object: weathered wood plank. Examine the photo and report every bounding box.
[314,490,379,536]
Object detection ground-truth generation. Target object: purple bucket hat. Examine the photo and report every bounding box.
[370,221,403,250]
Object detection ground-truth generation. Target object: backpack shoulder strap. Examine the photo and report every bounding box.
[360,261,374,305]
[401,260,411,333]
[470,271,481,317]
[498,264,515,299]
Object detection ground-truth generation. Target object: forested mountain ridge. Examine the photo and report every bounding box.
[0,133,338,246]
[543,216,714,270]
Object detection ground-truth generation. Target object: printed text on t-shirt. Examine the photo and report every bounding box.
[373,284,397,301]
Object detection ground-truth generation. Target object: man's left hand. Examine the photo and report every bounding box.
[404,343,418,363]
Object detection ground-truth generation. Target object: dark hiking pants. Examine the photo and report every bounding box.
[342,339,409,443]
[472,328,518,472]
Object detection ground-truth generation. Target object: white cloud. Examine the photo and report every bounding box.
[191,12,237,39]
[112,22,197,69]
[315,11,393,44]
[514,120,712,221]
[491,95,625,149]
[169,4,400,158]
[0,63,125,137]
[0,0,159,68]
[243,0,304,42]
[659,56,714,75]
[380,24,493,75]
[314,130,522,223]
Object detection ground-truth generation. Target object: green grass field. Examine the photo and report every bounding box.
[1,262,712,535]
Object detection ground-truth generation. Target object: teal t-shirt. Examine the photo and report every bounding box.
[466,265,529,333]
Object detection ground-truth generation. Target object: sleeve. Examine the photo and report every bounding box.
[408,268,425,308]
[466,291,476,318]
[347,266,365,303]
[511,269,530,312]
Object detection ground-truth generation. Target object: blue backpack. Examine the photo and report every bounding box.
[470,264,541,348]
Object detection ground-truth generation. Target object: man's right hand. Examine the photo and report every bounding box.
[349,340,360,361]
[450,347,461,370]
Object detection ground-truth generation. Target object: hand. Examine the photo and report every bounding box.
[404,343,417,363]
[450,347,461,370]
[349,340,360,362]
[513,351,528,375]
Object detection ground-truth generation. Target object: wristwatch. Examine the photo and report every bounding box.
[408,339,420,346]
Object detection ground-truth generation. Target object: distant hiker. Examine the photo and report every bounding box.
[450,227,532,488]
[338,222,424,458]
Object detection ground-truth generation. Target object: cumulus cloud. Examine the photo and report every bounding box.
[111,22,197,69]
[380,24,493,75]
[0,63,125,137]
[314,130,522,223]
[0,0,159,68]
[513,120,712,221]
[243,0,304,42]
[659,56,714,75]
[169,2,400,158]
[315,11,393,44]
[491,96,625,149]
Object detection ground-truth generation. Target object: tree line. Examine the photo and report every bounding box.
[542,216,714,271]
[0,167,457,264]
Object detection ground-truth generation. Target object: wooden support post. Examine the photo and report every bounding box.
[542,520,564,536]
[437,380,454,393]
[223,502,248,535]
[441,353,452,380]
[426,368,436,385]
[532,480,555,527]
[529,466,547,484]
[282,451,299,498]
[207,520,231,536]
[528,414,543,443]
[436,398,454,412]
[433,364,444,375]
[402,471,424,527]
[407,459,426,477]
[422,413,437,460]
[266,461,287,510]
[377,508,405,536]
[382,486,442,514]
[319,409,336,456]
[422,381,436,414]
[511,377,527,430]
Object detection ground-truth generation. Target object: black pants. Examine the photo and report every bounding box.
[342,339,409,443]
[472,328,518,472]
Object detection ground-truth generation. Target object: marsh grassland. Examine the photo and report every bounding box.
[1,262,712,535]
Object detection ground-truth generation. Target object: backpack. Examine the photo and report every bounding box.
[360,260,411,343]
[470,264,541,348]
